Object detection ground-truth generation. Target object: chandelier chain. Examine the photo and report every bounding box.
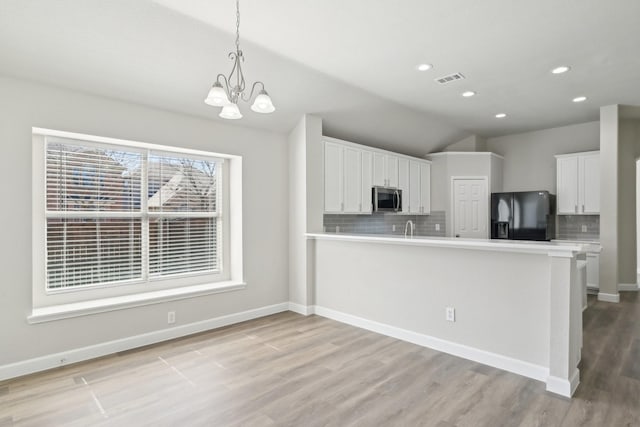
[235,0,240,52]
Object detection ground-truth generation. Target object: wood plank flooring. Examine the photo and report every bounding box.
[1,292,639,426]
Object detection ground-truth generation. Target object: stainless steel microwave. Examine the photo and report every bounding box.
[372,186,402,212]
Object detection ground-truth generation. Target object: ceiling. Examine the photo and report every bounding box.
[1,0,639,156]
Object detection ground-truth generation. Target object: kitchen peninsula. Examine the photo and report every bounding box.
[306,233,586,397]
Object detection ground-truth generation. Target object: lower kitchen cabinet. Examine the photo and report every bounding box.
[586,252,599,290]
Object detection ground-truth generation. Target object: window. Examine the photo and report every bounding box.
[32,129,241,320]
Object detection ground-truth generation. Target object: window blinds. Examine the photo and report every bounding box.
[45,140,220,291]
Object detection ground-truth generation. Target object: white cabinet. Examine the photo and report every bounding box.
[556,151,600,215]
[324,137,430,215]
[398,158,410,214]
[406,160,431,214]
[420,162,431,215]
[372,153,399,188]
[324,142,343,213]
[586,253,600,290]
[324,141,372,214]
[361,151,372,214]
[343,147,363,213]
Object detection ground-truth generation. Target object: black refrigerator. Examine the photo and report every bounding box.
[490,191,556,241]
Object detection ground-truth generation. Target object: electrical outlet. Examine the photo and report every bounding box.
[168,311,176,324]
[435,224,440,231]
[445,307,455,322]
[392,224,396,232]
[581,224,588,233]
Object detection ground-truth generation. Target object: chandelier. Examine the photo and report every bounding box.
[204,0,275,119]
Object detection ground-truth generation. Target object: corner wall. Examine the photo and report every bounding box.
[486,121,600,193]
[288,115,323,309]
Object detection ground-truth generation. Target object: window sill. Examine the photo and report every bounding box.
[28,281,247,324]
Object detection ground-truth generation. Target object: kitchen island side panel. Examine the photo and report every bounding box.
[314,238,550,367]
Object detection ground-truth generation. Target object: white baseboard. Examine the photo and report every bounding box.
[287,302,316,316]
[0,302,289,382]
[598,292,620,303]
[546,369,579,398]
[619,283,639,292]
[313,305,549,385]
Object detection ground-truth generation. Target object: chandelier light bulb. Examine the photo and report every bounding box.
[204,82,229,106]
[251,90,275,113]
[219,103,243,120]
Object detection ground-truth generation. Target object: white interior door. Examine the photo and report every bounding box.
[453,178,488,239]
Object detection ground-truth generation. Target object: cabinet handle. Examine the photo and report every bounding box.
[575,204,578,213]
[341,202,344,211]
[582,205,585,213]
[359,203,361,211]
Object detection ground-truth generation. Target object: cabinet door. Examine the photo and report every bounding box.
[557,156,579,214]
[324,142,343,212]
[343,147,362,213]
[420,162,431,215]
[586,253,599,289]
[408,160,421,214]
[398,158,410,213]
[372,152,386,186]
[580,153,600,214]
[387,155,399,188]
[361,151,372,213]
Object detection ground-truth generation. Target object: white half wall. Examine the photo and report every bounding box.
[0,76,289,369]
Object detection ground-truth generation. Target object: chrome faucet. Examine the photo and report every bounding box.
[404,220,415,238]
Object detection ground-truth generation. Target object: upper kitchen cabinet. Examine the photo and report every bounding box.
[556,151,600,215]
[324,138,372,214]
[407,160,431,214]
[373,152,399,188]
[324,137,430,215]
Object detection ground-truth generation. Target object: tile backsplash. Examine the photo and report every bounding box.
[556,215,599,241]
[323,210,446,237]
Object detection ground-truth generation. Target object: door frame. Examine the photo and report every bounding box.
[450,176,489,238]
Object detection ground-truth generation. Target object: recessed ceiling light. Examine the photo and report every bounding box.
[551,66,571,74]
[495,113,507,119]
[462,91,476,97]
[572,96,587,103]
[417,63,433,71]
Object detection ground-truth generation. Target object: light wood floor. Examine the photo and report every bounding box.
[1,293,639,426]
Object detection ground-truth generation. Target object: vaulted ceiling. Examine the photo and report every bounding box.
[1,0,639,155]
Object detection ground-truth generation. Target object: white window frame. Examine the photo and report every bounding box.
[31,128,245,323]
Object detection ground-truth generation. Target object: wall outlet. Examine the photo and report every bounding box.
[167,311,176,324]
[392,224,396,232]
[445,307,455,322]
[435,224,440,231]
[581,224,588,233]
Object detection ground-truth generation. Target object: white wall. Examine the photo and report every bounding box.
[443,135,487,152]
[599,106,619,298]
[486,122,600,193]
[426,153,502,237]
[287,114,323,308]
[0,76,289,366]
[618,118,638,285]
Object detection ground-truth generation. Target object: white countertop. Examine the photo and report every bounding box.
[551,239,601,253]
[307,233,588,256]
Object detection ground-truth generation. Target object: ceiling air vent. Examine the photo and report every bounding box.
[435,73,465,85]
